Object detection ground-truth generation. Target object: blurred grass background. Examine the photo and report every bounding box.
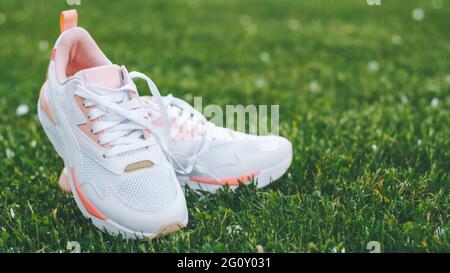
[0,0,448,252]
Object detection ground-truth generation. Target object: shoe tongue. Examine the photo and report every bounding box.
[77,64,128,89]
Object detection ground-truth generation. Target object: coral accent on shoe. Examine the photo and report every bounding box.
[83,65,124,89]
[58,168,72,193]
[39,84,57,124]
[46,49,57,80]
[74,95,111,149]
[70,167,108,220]
[189,172,260,186]
[60,9,78,33]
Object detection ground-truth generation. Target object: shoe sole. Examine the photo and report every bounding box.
[59,154,291,195]
[177,156,292,194]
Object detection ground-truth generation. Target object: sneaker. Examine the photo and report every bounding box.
[59,92,293,194]
[141,95,293,193]
[38,10,187,238]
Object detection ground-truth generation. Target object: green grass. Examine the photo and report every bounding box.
[0,0,449,253]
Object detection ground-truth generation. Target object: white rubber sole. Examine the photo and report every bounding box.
[178,156,292,194]
[38,101,187,239]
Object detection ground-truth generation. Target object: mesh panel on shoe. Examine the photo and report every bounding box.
[79,152,177,211]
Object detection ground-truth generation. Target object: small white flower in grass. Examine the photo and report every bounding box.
[239,15,251,26]
[434,227,445,238]
[227,224,242,235]
[38,40,49,52]
[367,61,380,72]
[245,24,258,35]
[67,241,81,253]
[9,208,15,219]
[16,104,29,116]
[187,0,201,9]
[181,65,193,75]
[337,72,346,81]
[430,98,439,107]
[239,15,257,35]
[309,81,320,93]
[255,78,266,88]
[30,140,37,148]
[0,13,6,25]
[401,96,408,104]
[256,245,264,253]
[259,52,270,63]
[288,19,300,31]
[431,0,443,9]
[226,226,232,234]
[371,144,377,151]
[183,93,193,102]
[391,34,402,45]
[417,139,422,145]
[332,246,345,253]
[412,8,425,21]
[6,148,14,159]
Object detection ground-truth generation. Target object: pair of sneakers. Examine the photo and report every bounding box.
[38,10,293,239]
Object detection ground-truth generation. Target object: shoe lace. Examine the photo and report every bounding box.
[74,71,169,159]
[142,94,232,141]
[118,72,217,178]
[140,94,233,179]
[76,71,220,179]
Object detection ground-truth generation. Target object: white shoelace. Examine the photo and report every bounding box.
[142,94,230,141]
[74,71,168,159]
[141,94,234,179]
[76,71,220,179]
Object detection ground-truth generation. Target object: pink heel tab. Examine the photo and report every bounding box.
[60,9,78,33]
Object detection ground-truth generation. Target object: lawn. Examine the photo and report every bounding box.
[0,0,448,252]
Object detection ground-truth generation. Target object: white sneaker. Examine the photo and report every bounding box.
[142,95,293,193]
[38,10,187,238]
[60,92,293,194]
